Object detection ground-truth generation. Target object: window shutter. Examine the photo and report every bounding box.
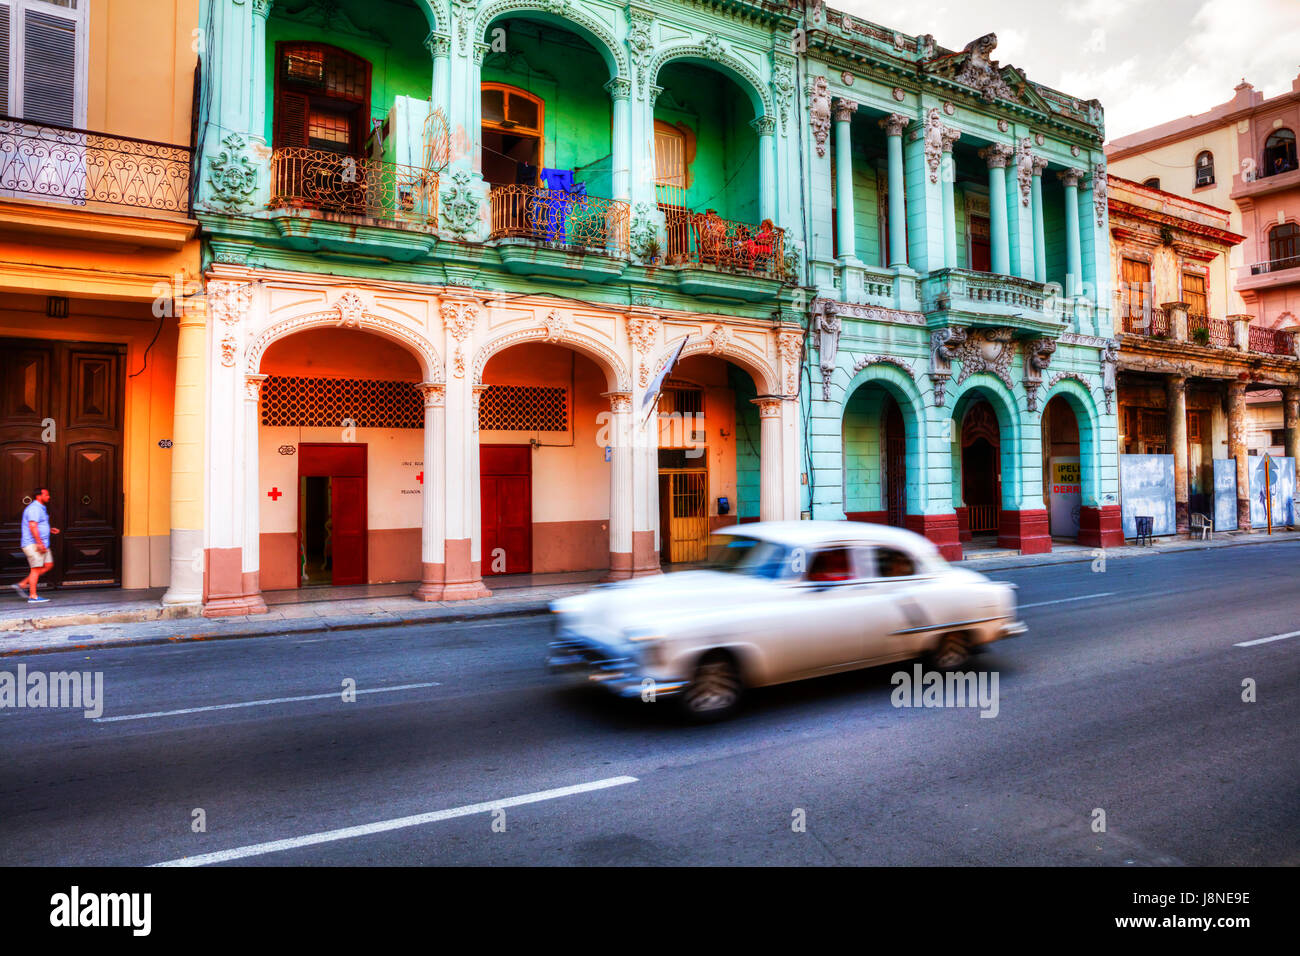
[0,3,10,116]
[22,8,77,126]
[274,90,310,148]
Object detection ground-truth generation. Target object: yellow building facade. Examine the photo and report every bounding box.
[0,0,202,598]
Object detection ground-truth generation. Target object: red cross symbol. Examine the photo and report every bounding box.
[268,487,282,501]
[416,472,423,484]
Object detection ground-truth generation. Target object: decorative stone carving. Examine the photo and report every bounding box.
[810,76,831,157]
[626,313,661,388]
[707,323,731,354]
[243,374,267,401]
[853,354,915,377]
[334,291,365,328]
[1091,161,1108,227]
[604,76,632,101]
[452,0,476,53]
[700,33,728,62]
[441,300,478,378]
[817,306,841,400]
[833,98,857,124]
[917,34,936,58]
[628,8,655,99]
[1047,371,1093,393]
[942,101,955,115]
[1022,337,1056,412]
[750,115,777,137]
[997,118,1009,133]
[541,309,569,343]
[1016,138,1034,206]
[954,326,1015,389]
[220,336,239,368]
[629,202,659,262]
[415,382,446,408]
[893,87,906,102]
[953,33,1015,102]
[1057,167,1082,188]
[771,56,796,132]
[1070,144,1081,157]
[206,281,251,327]
[778,331,803,396]
[879,112,908,138]
[1032,155,1048,178]
[841,71,854,86]
[753,397,783,420]
[922,107,944,183]
[1035,132,1045,146]
[206,134,257,208]
[929,326,967,406]
[440,169,481,238]
[1100,339,1119,413]
[607,392,633,414]
[424,32,450,59]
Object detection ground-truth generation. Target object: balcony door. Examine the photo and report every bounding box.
[969,215,991,272]
[1121,257,1151,330]
[654,120,690,260]
[481,84,543,189]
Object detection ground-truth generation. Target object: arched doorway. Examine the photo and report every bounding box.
[256,326,426,592]
[657,354,765,565]
[1042,394,1082,541]
[960,399,1001,539]
[841,383,910,527]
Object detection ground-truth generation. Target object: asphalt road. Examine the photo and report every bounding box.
[1,543,1296,866]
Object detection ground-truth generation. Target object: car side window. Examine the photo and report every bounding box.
[805,547,855,583]
[874,547,917,578]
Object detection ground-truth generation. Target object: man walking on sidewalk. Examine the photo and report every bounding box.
[14,488,59,604]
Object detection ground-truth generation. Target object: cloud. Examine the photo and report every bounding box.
[1064,0,1128,24]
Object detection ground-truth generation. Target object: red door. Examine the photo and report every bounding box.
[299,444,367,587]
[481,445,531,576]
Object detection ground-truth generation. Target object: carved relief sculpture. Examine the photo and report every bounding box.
[1022,337,1056,412]
[929,326,967,406]
[954,326,1016,389]
[810,76,831,157]
[817,305,841,400]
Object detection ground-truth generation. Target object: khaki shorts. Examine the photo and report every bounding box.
[22,543,52,569]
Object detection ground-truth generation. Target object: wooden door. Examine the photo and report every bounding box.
[883,398,906,527]
[0,339,124,588]
[1121,258,1151,330]
[961,400,1001,534]
[298,443,367,587]
[481,445,531,576]
[970,215,991,272]
[663,469,708,563]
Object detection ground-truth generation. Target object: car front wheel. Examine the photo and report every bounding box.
[680,653,743,721]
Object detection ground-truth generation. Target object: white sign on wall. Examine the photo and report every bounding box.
[1049,456,1081,538]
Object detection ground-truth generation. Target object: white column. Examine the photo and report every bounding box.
[413,382,446,601]
[241,373,267,612]
[833,99,858,262]
[605,391,634,579]
[439,298,490,600]
[752,115,777,224]
[607,78,632,203]
[754,397,784,521]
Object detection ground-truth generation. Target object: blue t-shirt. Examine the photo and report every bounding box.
[21,501,49,548]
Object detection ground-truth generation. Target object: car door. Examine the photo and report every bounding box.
[861,545,954,664]
[759,545,873,679]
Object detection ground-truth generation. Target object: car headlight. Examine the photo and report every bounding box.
[623,628,667,667]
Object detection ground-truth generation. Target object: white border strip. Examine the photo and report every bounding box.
[1235,630,1300,648]
[153,776,640,866]
[1019,592,1115,609]
[94,682,441,723]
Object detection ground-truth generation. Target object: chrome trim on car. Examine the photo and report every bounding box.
[890,616,1002,636]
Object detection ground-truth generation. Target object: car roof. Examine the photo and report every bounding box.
[710,520,941,557]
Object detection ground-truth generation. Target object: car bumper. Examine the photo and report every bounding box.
[546,632,688,699]
[998,620,1028,639]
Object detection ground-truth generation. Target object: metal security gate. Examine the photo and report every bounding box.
[662,469,708,563]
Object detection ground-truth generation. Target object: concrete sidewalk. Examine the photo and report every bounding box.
[2,529,1296,657]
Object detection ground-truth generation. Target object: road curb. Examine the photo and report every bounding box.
[0,602,552,658]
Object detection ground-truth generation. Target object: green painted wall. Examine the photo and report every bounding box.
[850,158,882,268]
[656,62,759,224]
[729,365,760,518]
[1042,176,1068,289]
[842,388,883,511]
[481,23,613,198]
[263,2,431,147]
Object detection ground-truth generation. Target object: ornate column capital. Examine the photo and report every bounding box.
[603,391,633,414]
[939,126,961,152]
[750,114,777,137]
[1057,167,1084,188]
[878,112,909,137]
[251,0,274,19]
[604,76,632,101]
[416,382,446,408]
[980,144,1013,169]
[244,373,268,403]
[424,31,451,58]
[1031,155,1049,176]
[833,98,858,124]
[751,397,784,418]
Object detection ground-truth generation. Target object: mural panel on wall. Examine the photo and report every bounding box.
[1119,454,1176,538]
[1212,458,1238,531]
[1248,456,1296,528]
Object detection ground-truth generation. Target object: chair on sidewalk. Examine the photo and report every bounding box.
[1190,513,1213,540]
[1134,515,1154,546]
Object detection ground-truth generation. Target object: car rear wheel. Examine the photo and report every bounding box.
[680,653,743,721]
[927,631,971,671]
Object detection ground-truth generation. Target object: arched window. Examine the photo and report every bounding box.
[1268,222,1299,269]
[274,43,372,155]
[1195,150,1214,187]
[1142,177,1161,190]
[480,84,544,187]
[1264,129,1297,177]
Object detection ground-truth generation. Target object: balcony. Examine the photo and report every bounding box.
[1248,254,1300,277]
[487,184,630,283]
[919,269,1065,335]
[658,208,786,301]
[266,147,438,260]
[1188,312,1233,348]
[1120,305,1171,337]
[1250,325,1296,356]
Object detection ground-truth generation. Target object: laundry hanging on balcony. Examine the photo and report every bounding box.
[538,168,586,243]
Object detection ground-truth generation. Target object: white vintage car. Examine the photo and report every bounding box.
[547,521,1025,720]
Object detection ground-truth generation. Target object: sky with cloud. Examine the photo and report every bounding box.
[835,0,1300,140]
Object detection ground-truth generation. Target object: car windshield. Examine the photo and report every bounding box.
[705,535,791,579]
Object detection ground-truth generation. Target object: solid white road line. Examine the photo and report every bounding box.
[1019,591,1116,609]
[93,682,441,723]
[152,775,640,867]
[1234,630,1300,648]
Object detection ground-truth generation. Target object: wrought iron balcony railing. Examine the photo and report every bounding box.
[488,183,629,256]
[1248,254,1300,276]
[269,147,438,228]
[1118,300,1170,337]
[660,207,786,280]
[1188,312,1233,348]
[0,116,191,214]
[1249,325,1295,356]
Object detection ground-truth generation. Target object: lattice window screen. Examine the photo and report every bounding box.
[261,375,422,428]
[479,385,568,431]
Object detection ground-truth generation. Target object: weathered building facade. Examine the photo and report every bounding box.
[798,12,1120,558]
[1108,175,1299,533]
